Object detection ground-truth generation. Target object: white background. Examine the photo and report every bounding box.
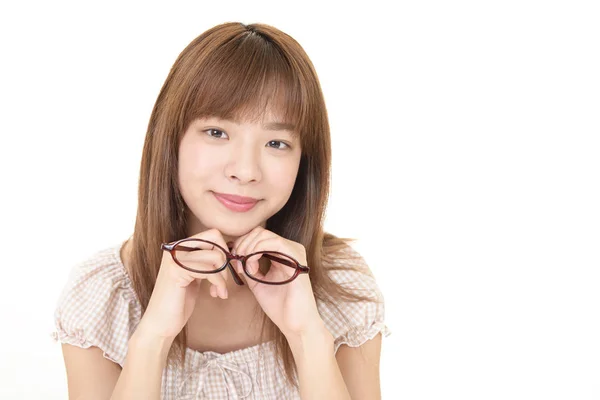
[0,1,599,399]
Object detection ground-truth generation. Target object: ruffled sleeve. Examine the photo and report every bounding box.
[317,245,392,354]
[51,245,141,367]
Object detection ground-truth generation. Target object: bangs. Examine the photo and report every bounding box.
[184,31,306,138]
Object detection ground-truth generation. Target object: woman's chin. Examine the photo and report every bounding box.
[217,224,262,239]
[185,209,269,239]
[190,222,262,241]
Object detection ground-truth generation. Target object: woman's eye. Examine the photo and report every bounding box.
[205,129,228,139]
[267,140,290,150]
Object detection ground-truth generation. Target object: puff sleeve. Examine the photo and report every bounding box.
[51,247,141,367]
[317,245,392,354]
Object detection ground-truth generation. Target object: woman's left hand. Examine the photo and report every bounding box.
[231,226,325,339]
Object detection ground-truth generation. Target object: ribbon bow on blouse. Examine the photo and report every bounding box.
[177,357,254,399]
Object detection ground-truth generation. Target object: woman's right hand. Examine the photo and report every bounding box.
[134,228,231,342]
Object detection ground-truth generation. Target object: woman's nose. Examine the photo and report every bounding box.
[225,144,262,183]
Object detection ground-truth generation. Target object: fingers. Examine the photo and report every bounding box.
[172,245,224,271]
[245,230,273,257]
[244,236,276,276]
[187,262,228,299]
[209,282,228,299]
[195,229,230,298]
[169,259,228,298]
[233,227,264,273]
[162,241,230,299]
[205,271,229,299]
[232,226,264,256]
[192,228,230,253]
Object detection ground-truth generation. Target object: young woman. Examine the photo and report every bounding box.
[52,22,391,399]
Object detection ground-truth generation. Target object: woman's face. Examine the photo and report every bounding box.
[178,114,302,243]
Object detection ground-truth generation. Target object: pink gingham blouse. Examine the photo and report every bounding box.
[52,239,391,399]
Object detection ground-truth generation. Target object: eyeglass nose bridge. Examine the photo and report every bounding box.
[225,253,264,286]
[225,260,246,286]
[222,252,247,286]
[227,253,246,261]
[223,252,271,286]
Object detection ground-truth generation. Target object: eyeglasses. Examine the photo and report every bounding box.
[160,238,310,285]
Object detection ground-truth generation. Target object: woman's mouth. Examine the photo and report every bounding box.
[212,192,259,212]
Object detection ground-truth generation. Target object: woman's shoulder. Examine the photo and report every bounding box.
[317,236,392,353]
[321,237,379,293]
[57,240,135,301]
[52,239,140,366]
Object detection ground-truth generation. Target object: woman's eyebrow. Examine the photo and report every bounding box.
[262,122,295,131]
[209,117,296,133]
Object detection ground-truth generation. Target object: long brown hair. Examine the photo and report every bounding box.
[128,22,380,390]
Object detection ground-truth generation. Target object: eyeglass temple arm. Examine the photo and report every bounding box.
[171,244,197,251]
[263,253,309,272]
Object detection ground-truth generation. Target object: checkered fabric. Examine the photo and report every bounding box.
[52,239,391,399]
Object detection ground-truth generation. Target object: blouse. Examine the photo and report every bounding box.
[52,239,391,399]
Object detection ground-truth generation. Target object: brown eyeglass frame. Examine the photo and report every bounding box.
[160,238,310,285]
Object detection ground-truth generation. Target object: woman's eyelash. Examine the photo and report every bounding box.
[204,129,291,150]
[205,128,228,139]
[267,140,290,150]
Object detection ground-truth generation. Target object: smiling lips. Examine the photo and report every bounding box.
[213,192,259,212]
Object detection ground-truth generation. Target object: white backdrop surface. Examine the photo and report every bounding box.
[0,1,598,399]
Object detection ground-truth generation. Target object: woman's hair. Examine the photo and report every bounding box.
[128,22,380,389]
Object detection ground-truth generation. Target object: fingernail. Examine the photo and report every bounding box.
[223,288,228,298]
